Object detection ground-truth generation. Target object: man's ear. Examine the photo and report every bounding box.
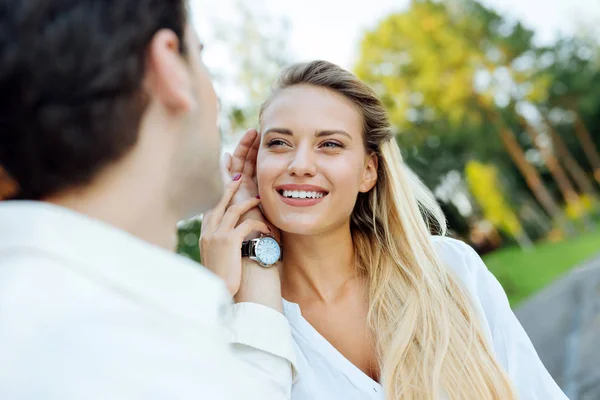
[359,153,378,193]
[144,29,195,113]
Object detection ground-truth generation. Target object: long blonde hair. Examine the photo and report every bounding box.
[260,60,517,400]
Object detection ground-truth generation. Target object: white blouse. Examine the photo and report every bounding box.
[282,236,569,400]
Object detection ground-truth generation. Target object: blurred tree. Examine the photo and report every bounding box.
[573,114,600,183]
[465,161,532,249]
[543,116,599,202]
[450,0,595,228]
[520,116,590,224]
[538,38,600,184]
[354,0,574,233]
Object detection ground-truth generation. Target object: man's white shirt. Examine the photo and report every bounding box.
[0,201,297,399]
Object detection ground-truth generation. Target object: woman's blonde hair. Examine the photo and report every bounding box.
[259,60,517,400]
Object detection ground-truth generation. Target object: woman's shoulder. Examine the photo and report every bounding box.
[429,235,491,293]
[429,235,512,327]
[429,235,500,340]
[430,235,484,272]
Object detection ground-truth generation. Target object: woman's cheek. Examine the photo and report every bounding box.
[256,158,279,196]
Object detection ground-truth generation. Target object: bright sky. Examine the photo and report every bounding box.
[193,0,600,71]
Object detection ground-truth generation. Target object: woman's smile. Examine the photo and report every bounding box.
[275,184,329,207]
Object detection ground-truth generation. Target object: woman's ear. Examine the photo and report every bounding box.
[359,153,378,193]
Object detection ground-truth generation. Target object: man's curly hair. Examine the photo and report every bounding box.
[0,0,188,199]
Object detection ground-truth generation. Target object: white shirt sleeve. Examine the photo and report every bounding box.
[229,302,298,397]
[439,238,569,400]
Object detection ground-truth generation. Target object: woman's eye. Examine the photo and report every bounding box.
[267,139,288,147]
[321,141,343,149]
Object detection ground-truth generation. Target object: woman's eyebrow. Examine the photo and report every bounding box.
[315,129,352,140]
[263,127,293,136]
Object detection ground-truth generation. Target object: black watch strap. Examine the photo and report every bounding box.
[241,240,252,257]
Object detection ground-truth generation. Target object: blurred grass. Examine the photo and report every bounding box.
[484,228,600,307]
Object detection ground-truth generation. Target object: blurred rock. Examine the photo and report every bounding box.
[515,254,600,399]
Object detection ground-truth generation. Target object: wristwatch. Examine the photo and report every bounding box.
[241,234,282,268]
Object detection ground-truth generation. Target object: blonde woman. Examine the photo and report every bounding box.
[207,60,568,399]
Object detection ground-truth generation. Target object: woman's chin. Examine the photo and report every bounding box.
[273,218,325,237]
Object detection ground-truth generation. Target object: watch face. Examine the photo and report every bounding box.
[255,236,281,266]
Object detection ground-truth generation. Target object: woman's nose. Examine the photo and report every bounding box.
[287,145,317,177]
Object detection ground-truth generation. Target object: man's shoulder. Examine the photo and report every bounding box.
[0,250,229,330]
[0,201,232,340]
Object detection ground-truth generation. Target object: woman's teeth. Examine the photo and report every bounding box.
[282,190,325,199]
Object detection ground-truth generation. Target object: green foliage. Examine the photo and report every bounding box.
[355,0,479,132]
[354,0,600,234]
[539,38,600,113]
[176,219,202,264]
[484,227,600,306]
[353,0,538,188]
[537,38,600,168]
[355,0,536,131]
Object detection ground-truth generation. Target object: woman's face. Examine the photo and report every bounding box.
[257,84,377,236]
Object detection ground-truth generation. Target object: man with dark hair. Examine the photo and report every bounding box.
[0,1,295,398]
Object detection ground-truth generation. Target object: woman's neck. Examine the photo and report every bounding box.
[280,223,359,304]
